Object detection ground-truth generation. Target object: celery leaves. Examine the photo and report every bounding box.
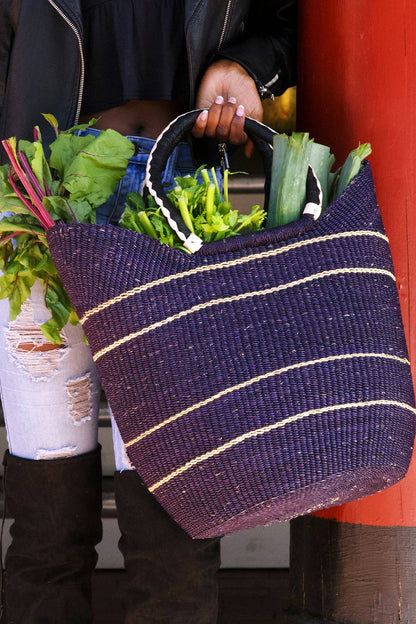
[120,168,265,250]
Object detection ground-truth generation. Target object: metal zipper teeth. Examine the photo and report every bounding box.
[47,0,85,125]
[186,0,233,106]
[218,0,233,50]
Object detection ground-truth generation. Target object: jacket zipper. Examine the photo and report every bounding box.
[47,1,85,125]
[187,0,233,106]
[217,0,233,51]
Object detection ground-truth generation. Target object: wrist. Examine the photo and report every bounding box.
[213,56,275,101]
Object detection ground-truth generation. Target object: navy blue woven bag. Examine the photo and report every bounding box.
[46,112,416,538]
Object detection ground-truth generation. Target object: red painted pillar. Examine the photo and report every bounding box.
[290,2,416,622]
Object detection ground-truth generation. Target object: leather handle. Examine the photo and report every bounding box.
[145,109,276,253]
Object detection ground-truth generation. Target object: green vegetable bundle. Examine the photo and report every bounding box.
[120,166,265,252]
[0,117,264,342]
[0,114,371,345]
[0,116,134,342]
[267,132,372,227]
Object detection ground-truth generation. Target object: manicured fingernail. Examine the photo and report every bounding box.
[199,109,208,121]
[228,96,237,104]
[236,104,245,117]
[215,95,224,105]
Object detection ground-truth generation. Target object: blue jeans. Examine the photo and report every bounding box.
[0,131,198,469]
[87,129,199,227]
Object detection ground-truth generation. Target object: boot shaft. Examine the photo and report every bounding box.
[2,446,103,624]
[114,470,221,624]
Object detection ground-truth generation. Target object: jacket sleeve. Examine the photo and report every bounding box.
[0,1,18,135]
[216,0,297,98]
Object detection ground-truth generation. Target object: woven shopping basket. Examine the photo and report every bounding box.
[46,111,416,538]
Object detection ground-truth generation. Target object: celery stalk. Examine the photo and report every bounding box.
[177,196,194,233]
[223,169,229,204]
[210,167,221,201]
[201,169,211,186]
[205,183,215,222]
[137,211,158,238]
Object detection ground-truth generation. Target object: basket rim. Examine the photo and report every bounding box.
[195,159,373,256]
[48,160,376,263]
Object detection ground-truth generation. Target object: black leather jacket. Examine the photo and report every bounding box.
[0,0,296,160]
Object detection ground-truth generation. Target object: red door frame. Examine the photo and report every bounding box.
[297,0,416,527]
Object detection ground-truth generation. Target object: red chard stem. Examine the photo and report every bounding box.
[8,169,41,215]
[18,151,46,201]
[0,231,46,243]
[7,168,46,228]
[0,231,25,244]
[2,139,55,229]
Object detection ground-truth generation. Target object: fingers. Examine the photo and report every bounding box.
[204,96,242,143]
[205,95,225,138]
[192,96,247,146]
[244,138,255,159]
[228,103,246,145]
[192,109,209,139]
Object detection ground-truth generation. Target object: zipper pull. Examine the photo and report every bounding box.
[258,85,275,101]
[218,142,230,175]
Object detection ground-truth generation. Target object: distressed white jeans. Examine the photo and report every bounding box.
[0,281,101,460]
[0,131,202,467]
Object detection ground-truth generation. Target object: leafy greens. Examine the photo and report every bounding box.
[120,166,266,252]
[0,114,371,346]
[0,116,134,343]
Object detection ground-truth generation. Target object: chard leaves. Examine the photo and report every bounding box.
[53,129,135,208]
[0,117,133,343]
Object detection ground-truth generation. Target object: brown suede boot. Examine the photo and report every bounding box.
[114,470,221,624]
[2,446,103,623]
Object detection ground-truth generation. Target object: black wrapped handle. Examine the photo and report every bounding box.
[145,109,277,253]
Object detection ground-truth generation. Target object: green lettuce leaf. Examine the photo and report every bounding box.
[1,117,135,343]
[0,166,35,216]
[43,195,95,224]
[4,271,37,320]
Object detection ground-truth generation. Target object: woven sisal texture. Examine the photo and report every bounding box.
[47,162,416,538]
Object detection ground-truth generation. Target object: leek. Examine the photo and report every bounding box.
[267,132,371,227]
[268,132,333,228]
[335,143,372,198]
